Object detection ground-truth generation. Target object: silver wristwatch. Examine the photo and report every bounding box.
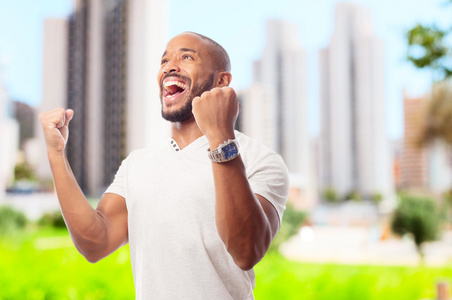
[207,139,241,163]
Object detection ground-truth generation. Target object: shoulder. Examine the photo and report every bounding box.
[235,131,288,177]
[235,131,285,164]
[235,131,270,153]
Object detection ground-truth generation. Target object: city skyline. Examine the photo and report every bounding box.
[318,3,393,199]
[238,19,317,209]
[0,0,450,140]
[38,0,167,196]
[0,65,19,199]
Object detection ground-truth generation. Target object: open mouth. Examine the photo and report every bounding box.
[163,80,187,99]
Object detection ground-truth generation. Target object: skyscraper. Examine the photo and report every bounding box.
[400,92,452,193]
[319,3,393,199]
[66,1,88,191]
[0,64,19,200]
[42,0,166,196]
[35,18,68,181]
[240,20,316,208]
[246,20,310,174]
[400,94,429,190]
[13,101,35,150]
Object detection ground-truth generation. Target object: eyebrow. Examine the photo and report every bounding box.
[161,48,197,58]
[180,48,196,53]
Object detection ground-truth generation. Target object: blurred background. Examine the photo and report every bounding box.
[1,0,452,299]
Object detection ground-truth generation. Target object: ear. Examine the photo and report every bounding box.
[216,72,232,87]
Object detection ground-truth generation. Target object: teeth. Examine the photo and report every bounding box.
[164,80,186,90]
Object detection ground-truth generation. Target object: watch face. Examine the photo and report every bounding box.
[222,143,239,160]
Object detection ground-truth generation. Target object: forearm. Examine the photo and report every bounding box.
[192,86,274,269]
[212,155,273,270]
[48,151,108,258]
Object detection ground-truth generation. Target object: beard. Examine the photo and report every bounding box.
[161,73,215,123]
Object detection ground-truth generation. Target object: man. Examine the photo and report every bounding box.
[39,32,289,299]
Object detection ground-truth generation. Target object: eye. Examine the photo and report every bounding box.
[182,54,193,60]
[161,58,169,65]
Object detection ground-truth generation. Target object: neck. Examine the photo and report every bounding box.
[170,117,204,149]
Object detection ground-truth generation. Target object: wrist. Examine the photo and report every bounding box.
[207,131,236,150]
[47,149,65,160]
[207,138,240,163]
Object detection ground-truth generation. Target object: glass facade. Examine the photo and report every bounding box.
[66,0,88,192]
[65,0,129,194]
[103,0,128,186]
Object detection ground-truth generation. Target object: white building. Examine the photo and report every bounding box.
[33,18,68,181]
[240,20,316,209]
[239,83,273,149]
[39,0,167,196]
[319,3,393,200]
[0,64,19,200]
[428,141,452,193]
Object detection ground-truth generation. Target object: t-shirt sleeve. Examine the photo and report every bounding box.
[104,155,130,198]
[248,152,289,224]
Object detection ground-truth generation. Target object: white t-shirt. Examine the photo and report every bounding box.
[106,131,289,299]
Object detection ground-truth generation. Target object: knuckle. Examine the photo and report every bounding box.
[225,87,235,95]
[200,90,210,98]
[39,111,50,121]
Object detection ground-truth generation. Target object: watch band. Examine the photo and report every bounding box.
[207,139,240,163]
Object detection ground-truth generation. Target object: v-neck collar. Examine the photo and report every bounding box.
[167,135,207,153]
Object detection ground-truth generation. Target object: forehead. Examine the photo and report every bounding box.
[163,33,210,57]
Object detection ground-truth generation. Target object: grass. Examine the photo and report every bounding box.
[255,252,452,300]
[0,227,451,299]
[0,228,134,300]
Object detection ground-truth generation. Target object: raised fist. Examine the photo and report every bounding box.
[39,108,74,154]
[192,86,239,144]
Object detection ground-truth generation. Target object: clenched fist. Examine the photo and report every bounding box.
[192,86,239,146]
[39,108,74,154]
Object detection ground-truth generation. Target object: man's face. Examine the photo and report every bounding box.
[158,33,217,122]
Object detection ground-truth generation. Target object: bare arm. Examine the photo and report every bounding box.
[211,153,279,271]
[192,82,280,270]
[40,108,128,262]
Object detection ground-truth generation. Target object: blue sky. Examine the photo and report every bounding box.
[0,0,450,138]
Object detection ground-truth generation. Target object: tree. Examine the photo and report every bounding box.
[416,80,452,147]
[405,0,452,80]
[406,3,452,193]
[406,24,451,82]
[391,195,440,263]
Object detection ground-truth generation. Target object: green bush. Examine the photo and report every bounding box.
[371,192,383,204]
[344,190,362,202]
[38,211,66,228]
[14,161,36,182]
[322,187,339,203]
[391,195,440,261]
[0,206,27,236]
[269,203,307,252]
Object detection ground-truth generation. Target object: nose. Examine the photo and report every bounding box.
[163,58,180,74]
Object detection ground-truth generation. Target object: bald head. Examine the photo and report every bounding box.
[184,32,231,73]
